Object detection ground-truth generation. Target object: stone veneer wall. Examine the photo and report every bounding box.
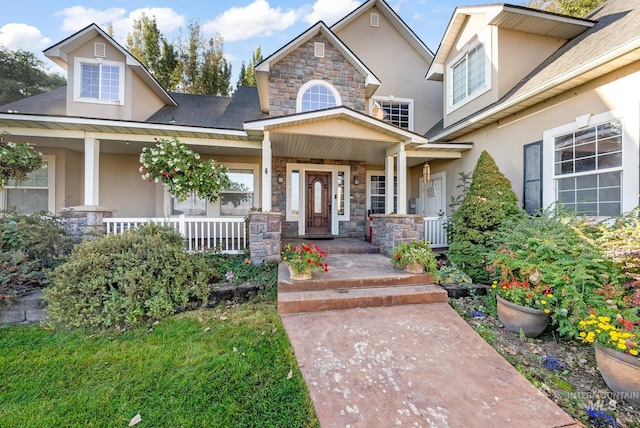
[371,214,425,256]
[248,212,282,265]
[271,157,366,239]
[62,205,115,243]
[269,34,366,117]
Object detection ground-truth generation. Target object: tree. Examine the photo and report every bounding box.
[447,151,522,283]
[157,38,181,91]
[201,34,232,96]
[527,0,605,17]
[0,47,66,105]
[237,47,263,88]
[126,13,163,79]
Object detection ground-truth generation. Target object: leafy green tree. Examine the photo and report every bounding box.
[237,47,263,88]
[447,150,522,283]
[126,13,162,76]
[527,0,605,17]
[201,34,232,96]
[0,47,66,105]
[157,38,181,91]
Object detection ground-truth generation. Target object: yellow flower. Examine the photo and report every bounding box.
[540,300,547,305]
[579,320,587,327]
[589,314,596,318]
[579,332,586,338]
[544,309,550,314]
[618,343,627,350]
[586,336,595,343]
[546,293,554,298]
[630,349,639,356]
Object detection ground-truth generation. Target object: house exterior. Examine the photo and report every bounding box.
[1,0,639,248]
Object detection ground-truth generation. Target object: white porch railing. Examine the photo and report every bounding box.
[424,216,448,248]
[104,215,247,253]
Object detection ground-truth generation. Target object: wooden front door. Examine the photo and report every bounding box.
[305,172,331,234]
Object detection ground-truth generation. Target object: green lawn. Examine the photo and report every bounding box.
[0,301,318,428]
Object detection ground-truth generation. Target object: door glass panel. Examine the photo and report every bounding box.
[314,181,322,213]
[337,172,344,215]
[291,170,299,216]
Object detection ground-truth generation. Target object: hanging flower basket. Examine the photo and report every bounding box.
[0,135,43,189]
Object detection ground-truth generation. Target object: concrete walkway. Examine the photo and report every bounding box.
[281,303,581,427]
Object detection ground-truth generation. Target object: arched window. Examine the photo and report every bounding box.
[296,80,341,113]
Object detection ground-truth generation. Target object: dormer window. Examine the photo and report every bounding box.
[73,57,125,104]
[447,39,489,111]
[296,80,341,113]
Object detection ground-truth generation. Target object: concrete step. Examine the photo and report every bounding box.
[278,284,447,314]
[278,254,434,293]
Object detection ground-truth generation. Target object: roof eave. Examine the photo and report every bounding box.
[430,43,640,142]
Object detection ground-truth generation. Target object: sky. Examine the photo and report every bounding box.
[0,0,483,79]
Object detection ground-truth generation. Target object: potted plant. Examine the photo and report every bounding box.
[390,240,437,274]
[578,313,640,407]
[489,254,556,337]
[281,243,328,280]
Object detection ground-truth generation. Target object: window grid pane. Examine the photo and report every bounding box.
[301,85,337,112]
[467,44,485,95]
[379,101,410,129]
[452,58,466,104]
[81,64,100,98]
[81,63,120,101]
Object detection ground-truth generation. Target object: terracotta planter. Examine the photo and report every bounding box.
[595,343,640,407]
[404,263,424,273]
[287,265,312,280]
[496,295,550,338]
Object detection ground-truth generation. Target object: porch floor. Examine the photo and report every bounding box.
[282,237,379,255]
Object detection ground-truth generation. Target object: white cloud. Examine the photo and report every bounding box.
[55,6,126,33]
[303,0,361,25]
[54,6,185,43]
[202,0,298,42]
[0,23,52,51]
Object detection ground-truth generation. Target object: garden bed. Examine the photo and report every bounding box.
[450,295,640,427]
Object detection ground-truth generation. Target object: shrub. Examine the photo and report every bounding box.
[390,240,437,274]
[447,151,522,283]
[44,223,213,329]
[0,210,72,304]
[486,210,625,337]
[596,209,640,307]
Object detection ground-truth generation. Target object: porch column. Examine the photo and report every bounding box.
[397,145,407,215]
[261,131,272,212]
[84,137,100,206]
[385,155,394,214]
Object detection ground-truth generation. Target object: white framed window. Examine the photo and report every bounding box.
[1,155,55,214]
[553,119,622,217]
[73,57,125,104]
[371,96,414,130]
[164,163,259,217]
[446,37,490,112]
[366,170,396,214]
[296,80,341,113]
[220,168,255,216]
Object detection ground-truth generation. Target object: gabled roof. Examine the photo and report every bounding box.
[428,0,640,141]
[43,23,176,106]
[426,3,595,81]
[254,21,381,113]
[331,0,434,61]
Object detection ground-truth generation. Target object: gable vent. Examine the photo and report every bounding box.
[370,13,380,28]
[314,42,325,58]
[94,42,106,58]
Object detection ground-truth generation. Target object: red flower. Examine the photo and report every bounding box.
[396,253,401,259]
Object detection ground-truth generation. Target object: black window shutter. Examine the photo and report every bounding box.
[523,141,542,214]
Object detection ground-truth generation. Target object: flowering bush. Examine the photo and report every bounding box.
[489,250,556,312]
[578,313,639,359]
[0,132,43,189]
[281,243,328,275]
[139,137,230,202]
[390,240,437,273]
